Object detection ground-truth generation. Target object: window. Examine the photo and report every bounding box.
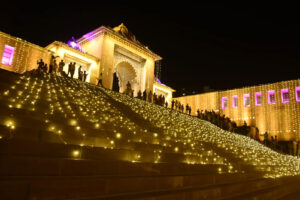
[233,95,238,108]
[1,45,15,66]
[255,92,262,106]
[244,94,250,107]
[296,87,300,102]
[268,90,276,104]
[281,88,289,103]
[222,97,228,109]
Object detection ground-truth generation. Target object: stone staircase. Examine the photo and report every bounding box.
[0,69,299,199]
[0,139,300,200]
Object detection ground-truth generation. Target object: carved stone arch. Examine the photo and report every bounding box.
[114,60,137,80]
[114,61,138,94]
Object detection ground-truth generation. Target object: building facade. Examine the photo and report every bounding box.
[0,24,174,102]
[174,80,300,142]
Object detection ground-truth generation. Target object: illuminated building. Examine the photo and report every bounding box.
[174,79,300,143]
[153,77,175,105]
[0,24,174,101]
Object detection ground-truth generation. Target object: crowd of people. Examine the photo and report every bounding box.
[170,100,192,115]
[135,89,168,107]
[36,56,89,82]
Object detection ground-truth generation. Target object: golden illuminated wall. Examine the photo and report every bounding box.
[175,80,300,141]
[0,32,51,73]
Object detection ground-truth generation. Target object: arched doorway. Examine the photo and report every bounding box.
[114,61,137,94]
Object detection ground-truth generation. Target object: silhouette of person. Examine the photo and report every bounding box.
[186,104,189,114]
[78,66,82,80]
[58,60,65,74]
[49,56,55,73]
[70,62,76,78]
[83,71,88,82]
[97,73,103,86]
[43,64,48,72]
[137,90,142,99]
[171,100,175,109]
[264,132,268,145]
[112,72,119,91]
[125,81,133,97]
[143,90,147,101]
[37,59,44,72]
[68,62,72,77]
[53,60,58,74]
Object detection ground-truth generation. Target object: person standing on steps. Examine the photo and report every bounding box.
[97,73,103,87]
[58,59,65,75]
[83,71,88,82]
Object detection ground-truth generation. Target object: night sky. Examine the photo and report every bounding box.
[0,3,299,96]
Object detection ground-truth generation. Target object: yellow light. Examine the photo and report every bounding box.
[50,126,55,131]
[5,120,15,129]
[72,150,80,157]
[116,133,122,139]
[76,126,80,130]
[69,119,77,126]
[174,147,179,152]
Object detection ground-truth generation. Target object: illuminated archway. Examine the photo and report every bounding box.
[115,61,137,94]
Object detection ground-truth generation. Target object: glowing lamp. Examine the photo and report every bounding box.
[174,147,179,152]
[72,150,80,157]
[116,133,122,139]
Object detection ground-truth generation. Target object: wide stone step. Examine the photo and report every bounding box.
[0,175,278,200]
[217,176,300,200]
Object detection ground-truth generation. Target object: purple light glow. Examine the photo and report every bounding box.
[296,87,300,102]
[244,94,250,107]
[255,92,262,106]
[221,97,228,109]
[281,88,289,103]
[268,90,276,104]
[156,77,166,86]
[232,95,238,108]
[70,41,76,48]
[67,39,83,51]
[1,45,15,66]
[82,31,98,42]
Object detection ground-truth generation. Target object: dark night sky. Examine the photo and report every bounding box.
[0,3,299,96]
